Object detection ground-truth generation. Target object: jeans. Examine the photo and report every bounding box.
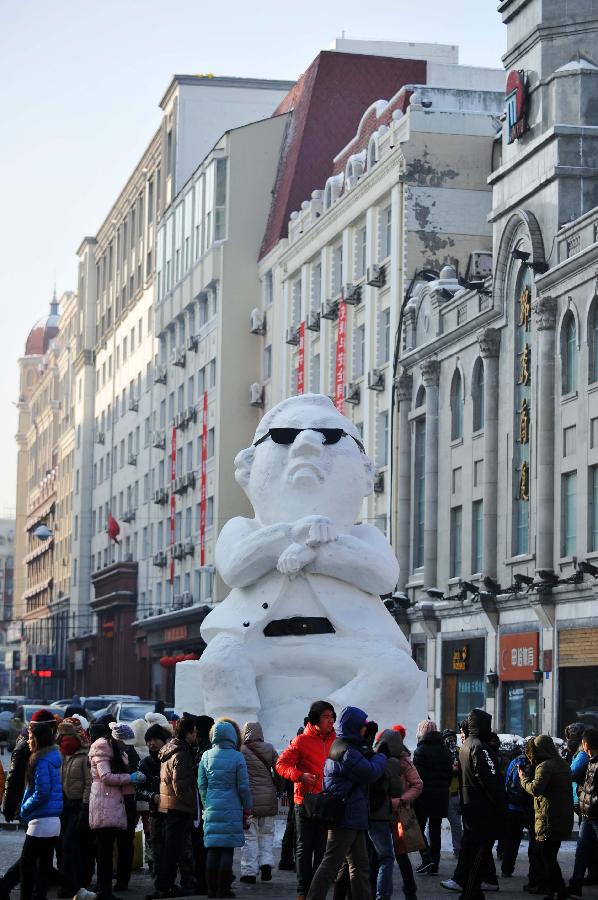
[295,806,328,895]
[447,795,463,853]
[20,835,55,900]
[94,827,118,900]
[537,839,565,898]
[241,815,275,875]
[368,822,394,900]
[572,818,598,890]
[157,809,191,892]
[307,828,372,900]
[415,811,442,867]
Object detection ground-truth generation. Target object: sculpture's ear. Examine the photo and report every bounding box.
[234,446,255,488]
[363,454,375,497]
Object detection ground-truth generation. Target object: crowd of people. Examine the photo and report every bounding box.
[0,699,597,900]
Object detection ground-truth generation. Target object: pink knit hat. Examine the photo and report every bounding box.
[416,719,438,740]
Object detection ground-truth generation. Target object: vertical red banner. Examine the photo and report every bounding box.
[334,301,347,412]
[296,321,305,395]
[170,426,176,585]
[200,391,208,566]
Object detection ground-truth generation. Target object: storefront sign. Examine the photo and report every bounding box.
[296,321,305,395]
[200,391,208,566]
[499,631,539,681]
[505,70,529,144]
[170,427,176,585]
[334,302,347,412]
[442,638,485,675]
[164,625,188,643]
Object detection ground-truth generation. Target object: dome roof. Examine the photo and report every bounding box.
[25,297,60,356]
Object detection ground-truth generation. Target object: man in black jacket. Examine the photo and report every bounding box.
[456,709,505,900]
[569,727,598,899]
[138,723,170,884]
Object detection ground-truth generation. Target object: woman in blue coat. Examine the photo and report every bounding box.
[19,713,64,900]
[198,718,253,899]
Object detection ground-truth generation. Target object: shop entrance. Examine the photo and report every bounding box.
[559,666,598,732]
[503,684,539,736]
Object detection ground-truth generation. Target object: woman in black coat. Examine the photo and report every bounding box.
[413,720,454,874]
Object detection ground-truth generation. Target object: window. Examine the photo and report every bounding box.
[472,359,485,431]
[264,270,273,307]
[590,299,598,383]
[311,353,321,392]
[355,224,367,279]
[561,471,577,557]
[562,311,577,394]
[472,500,483,574]
[414,419,426,568]
[207,428,215,458]
[332,243,343,296]
[450,506,463,578]
[376,411,389,467]
[214,159,227,240]
[207,496,214,527]
[291,277,302,326]
[589,466,598,552]
[380,205,392,260]
[264,345,272,380]
[311,262,321,312]
[194,177,204,259]
[379,308,391,364]
[354,325,365,378]
[450,370,463,440]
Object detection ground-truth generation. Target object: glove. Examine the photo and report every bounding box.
[130,771,146,784]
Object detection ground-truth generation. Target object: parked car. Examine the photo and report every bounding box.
[7,705,58,750]
[0,698,18,714]
[0,709,12,743]
[84,695,140,719]
[92,700,178,723]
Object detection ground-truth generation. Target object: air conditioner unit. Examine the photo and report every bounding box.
[181,591,194,607]
[175,413,187,431]
[285,325,300,346]
[367,368,386,392]
[121,509,136,523]
[184,540,194,557]
[153,488,168,505]
[343,283,362,306]
[466,250,493,281]
[184,471,196,489]
[249,382,264,408]
[366,265,386,288]
[374,470,385,493]
[95,430,105,445]
[306,311,321,332]
[173,477,185,495]
[125,552,134,562]
[186,334,199,352]
[127,452,138,466]
[128,396,139,412]
[154,365,167,385]
[320,299,339,321]
[250,308,266,335]
[185,407,197,425]
[343,382,361,405]
[172,541,185,560]
[152,430,166,450]
[171,347,186,368]
[172,594,184,610]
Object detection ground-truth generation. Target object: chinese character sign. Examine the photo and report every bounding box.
[200,391,208,566]
[296,321,305,395]
[170,427,176,585]
[335,302,347,412]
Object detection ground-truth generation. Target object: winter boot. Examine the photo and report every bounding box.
[260,866,272,882]
[206,871,218,900]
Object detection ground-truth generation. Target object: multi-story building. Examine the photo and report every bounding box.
[0,518,16,693]
[66,75,293,697]
[392,0,598,735]
[257,49,504,542]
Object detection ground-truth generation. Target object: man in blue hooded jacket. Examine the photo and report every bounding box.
[306,706,387,900]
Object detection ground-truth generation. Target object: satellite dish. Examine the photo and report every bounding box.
[33,524,53,541]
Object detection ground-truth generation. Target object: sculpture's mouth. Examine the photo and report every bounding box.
[287,462,325,482]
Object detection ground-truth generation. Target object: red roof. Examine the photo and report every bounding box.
[259,51,427,260]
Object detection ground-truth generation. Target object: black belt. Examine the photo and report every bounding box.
[263,616,335,637]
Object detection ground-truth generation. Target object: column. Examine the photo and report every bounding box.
[534,295,558,572]
[477,327,501,579]
[420,358,440,589]
[395,371,413,589]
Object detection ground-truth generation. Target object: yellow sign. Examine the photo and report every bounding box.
[452,646,469,671]
[518,344,531,386]
[519,461,529,501]
[519,398,530,444]
[518,286,531,331]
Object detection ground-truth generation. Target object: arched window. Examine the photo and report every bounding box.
[472,358,485,431]
[450,370,463,440]
[561,311,578,395]
[589,298,598,384]
[415,385,426,407]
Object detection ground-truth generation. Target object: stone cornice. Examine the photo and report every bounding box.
[420,358,440,387]
[477,327,501,358]
[395,371,413,403]
[534,295,558,330]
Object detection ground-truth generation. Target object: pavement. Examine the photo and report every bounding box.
[1,822,598,900]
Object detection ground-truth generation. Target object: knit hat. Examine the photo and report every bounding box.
[145,712,174,735]
[145,723,170,744]
[416,719,438,740]
[109,722,135,741]
[57,718,81,737]
[30,709,58,728]
[72,714,90,732]
[392,724,407,738]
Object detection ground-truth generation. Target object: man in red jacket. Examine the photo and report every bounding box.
[276,701,336,900]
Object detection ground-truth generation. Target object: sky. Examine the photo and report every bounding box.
[0,0,506,513]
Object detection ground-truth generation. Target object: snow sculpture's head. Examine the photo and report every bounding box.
[235,394,375,528]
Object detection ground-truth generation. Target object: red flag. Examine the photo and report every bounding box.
[335,302,347,412]
[297,321,305,395]
[107,513,120,544]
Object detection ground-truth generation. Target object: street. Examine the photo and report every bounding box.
[1,822,597,899]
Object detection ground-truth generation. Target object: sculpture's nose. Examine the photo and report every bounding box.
[289,429,324,458]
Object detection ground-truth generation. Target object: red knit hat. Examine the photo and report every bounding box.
[30,709,57,726]
[392,724,407,738]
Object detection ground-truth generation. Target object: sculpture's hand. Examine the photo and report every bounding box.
[291,516,337,547]
[277,542,316,578]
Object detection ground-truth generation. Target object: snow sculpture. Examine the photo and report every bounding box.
[176,394,426,747]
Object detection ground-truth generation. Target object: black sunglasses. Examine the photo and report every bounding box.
[254,427,365,453]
